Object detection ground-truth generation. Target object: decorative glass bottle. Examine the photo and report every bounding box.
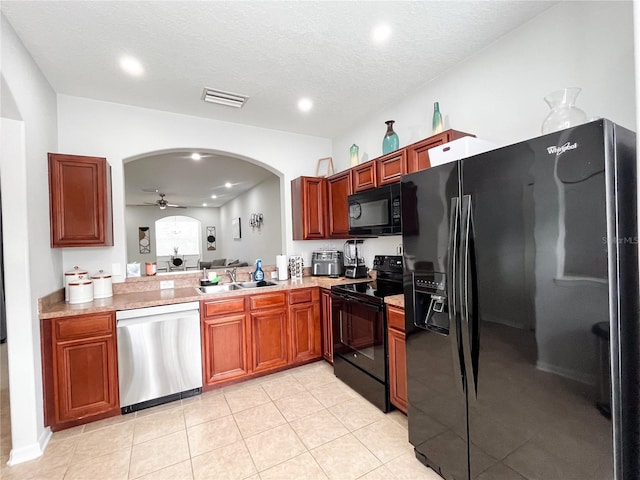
[541,87,587,134]
[350,144,359,166]
[432,102,444,134]
[382,120,399,155]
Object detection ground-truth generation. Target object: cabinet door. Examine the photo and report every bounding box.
[377,150,407,185]
[320,289,333,363]
[291,176,327,240]
[388,327,408,414]
[352,161,377,192]
[289,302,321,363]
[202,314,250,385]
[406,130,475,173]
[326,170,353,238]
[52,314,120,430]
[251,308,288,373]
[48,153,113,247]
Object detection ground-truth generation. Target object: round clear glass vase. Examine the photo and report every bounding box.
[541,87,587,134]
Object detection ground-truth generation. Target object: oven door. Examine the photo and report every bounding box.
[331,292,386,382]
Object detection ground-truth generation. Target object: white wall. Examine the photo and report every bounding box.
[333,0,636,264]
[57,95,333,282]
[219,176,283,266]
[0,14,58,464]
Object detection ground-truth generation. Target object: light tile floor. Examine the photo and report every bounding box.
[0,347,439,480]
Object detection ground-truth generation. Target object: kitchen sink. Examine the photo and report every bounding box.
[195,284,243,294]
[235,281,278,288]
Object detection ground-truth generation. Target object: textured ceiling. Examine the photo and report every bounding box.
[2,1,556,207]
[1,1,557,139]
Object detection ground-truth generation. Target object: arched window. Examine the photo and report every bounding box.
[155,215,201,256]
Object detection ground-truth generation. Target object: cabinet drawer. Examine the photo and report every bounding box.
[387,305,405,332]
[288,288,318,305]
[202,297,246,318]
[54,313,114,341]
[249,292,286,310]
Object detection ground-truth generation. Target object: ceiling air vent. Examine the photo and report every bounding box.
[201,88,249,108]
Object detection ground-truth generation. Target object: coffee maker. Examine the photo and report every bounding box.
[343,240,368,279]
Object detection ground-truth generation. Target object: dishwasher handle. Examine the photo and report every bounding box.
[116,308,199,328]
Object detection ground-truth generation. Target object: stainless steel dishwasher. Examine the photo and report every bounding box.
[116,301,202,413]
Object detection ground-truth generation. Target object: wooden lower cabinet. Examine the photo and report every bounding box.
[201,297,249,388]
[320,288,333,363]
[251,308,288,373]
[42,312,119,430]
[387,305,408,414]
[202,313,250,384]
[288,288,321,363]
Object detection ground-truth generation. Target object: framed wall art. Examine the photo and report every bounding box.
[316,157,334,177]
[232,217,241,239]
[206,226,217,250]
[139,227,150,254]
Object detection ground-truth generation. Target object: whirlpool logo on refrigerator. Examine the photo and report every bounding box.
[546,141,578,156]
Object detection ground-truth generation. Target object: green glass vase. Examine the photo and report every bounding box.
[382,120,399,154]
[432,102,444,134]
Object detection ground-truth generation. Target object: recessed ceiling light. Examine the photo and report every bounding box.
[191,153,201,161]
[225,182,232,188]
[119,55,144,76]
[211,194,217,199]
[372,24,392,44]
[202,203,207,207]
[298,98,313,112]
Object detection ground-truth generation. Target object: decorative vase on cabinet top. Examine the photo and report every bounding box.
[432,102,444,134]
[541,87,587,134]
[382,120,399,154]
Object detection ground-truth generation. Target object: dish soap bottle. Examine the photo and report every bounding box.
[253,259,264,282]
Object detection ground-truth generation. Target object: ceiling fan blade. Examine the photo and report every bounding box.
[167,204,187,208]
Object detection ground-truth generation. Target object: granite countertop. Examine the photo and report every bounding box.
[40,274,371,319]
[385,294,405,309]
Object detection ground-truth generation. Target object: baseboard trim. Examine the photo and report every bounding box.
[7,427,52,466]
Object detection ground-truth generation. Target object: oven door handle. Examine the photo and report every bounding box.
[331,292,384,311]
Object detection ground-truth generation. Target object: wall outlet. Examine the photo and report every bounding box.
[160,280,175,290]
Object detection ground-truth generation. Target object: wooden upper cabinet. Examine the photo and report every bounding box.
[406,129,475,174]
[377,150,408,185]
[326,170,352,238]
[291,176,327,240]
[352,160,377,192]
[48,153,113,247]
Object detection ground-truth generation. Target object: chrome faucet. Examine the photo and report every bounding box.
[226,267,237,284]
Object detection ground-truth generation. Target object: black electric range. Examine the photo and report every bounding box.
[331,255,404,304]
[330,255,403,412]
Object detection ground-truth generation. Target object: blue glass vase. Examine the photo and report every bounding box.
[382,120,399,154]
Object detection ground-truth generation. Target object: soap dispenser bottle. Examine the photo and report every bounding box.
[253,259,264,282]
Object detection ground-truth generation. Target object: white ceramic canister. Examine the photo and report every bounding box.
[91,270,113,299]
[68,275,94,304]
[64,265,88,302]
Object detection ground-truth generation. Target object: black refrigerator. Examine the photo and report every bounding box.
[401,119,639,480]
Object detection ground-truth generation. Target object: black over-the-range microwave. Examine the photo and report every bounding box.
[347,183,401,236]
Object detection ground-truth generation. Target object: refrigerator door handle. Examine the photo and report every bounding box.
[460,194,478,401]
[448,196,464,394]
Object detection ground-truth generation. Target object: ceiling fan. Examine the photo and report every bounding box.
[144,192,186,210]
